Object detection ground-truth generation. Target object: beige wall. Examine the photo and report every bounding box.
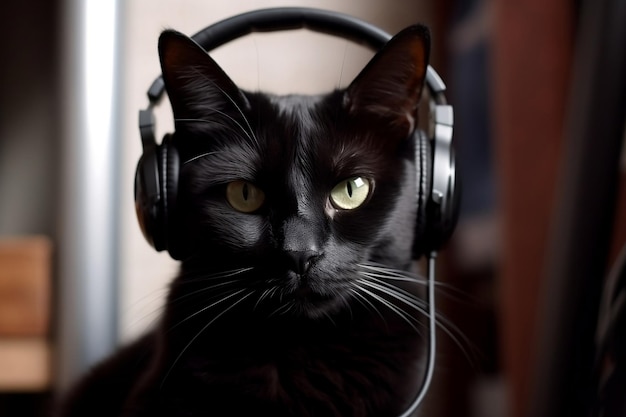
[119,0,433,341]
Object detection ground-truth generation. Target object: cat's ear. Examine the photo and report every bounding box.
[345,25,430,138]
[158,30,248,120]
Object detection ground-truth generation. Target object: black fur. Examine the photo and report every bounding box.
[57,24,432,417]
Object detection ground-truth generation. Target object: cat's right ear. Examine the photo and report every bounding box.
[344,25,430,141]
[158,30,248,120]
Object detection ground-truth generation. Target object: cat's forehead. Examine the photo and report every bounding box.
[269,94,324,127]
[254,92,388,177]
[269,93,323,113]
[263,94,327,173]
[259,93,333,154]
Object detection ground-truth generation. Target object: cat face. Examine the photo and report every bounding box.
[159,26,430,319]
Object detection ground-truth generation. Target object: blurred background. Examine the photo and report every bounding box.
[0,0,624,416]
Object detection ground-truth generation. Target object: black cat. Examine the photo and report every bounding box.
[58,23,433,417]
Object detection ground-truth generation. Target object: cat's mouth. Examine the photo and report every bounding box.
[292,285,330,303]
[282,279,347,319]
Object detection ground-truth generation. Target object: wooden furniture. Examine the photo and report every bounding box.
[0,237,52,391]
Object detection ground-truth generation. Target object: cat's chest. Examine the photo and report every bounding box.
[181,321,417,387]
[152,312,422,416]
[160,335,415,417]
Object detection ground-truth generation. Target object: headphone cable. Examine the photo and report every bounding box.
[398,251,437,417]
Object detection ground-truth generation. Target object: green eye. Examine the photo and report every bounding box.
[226,181,265,213]
[330,177,370,210]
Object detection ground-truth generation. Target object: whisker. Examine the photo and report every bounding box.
[337,291,354,320]
[165,268,252,307]
[349,287,387,324]
[430,311,478,363]
[353,285,421,333]
[268,298,295,318]
[168,288,249,332]
[161,290,255,388]
[122,287,170,333]
[253,286,276,311]
[357,279,427,322]
[358,276,478,362]
[167,279,244,308]
[271,286,283,301]
[176,267,253,284]
[215,88,258,147]
[355,279,479,352]
[359,262,473,303]
[193,69,260,148]
[182,151,218,165]
[176,108,254,144]
[358,263,427,284]
[253,37,260,92]
[337,40,349,89]
[362,274,426,309]
[322,310,337,327]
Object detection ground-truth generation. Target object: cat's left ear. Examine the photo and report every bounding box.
[345,25,430,138]
[158,29,248,121]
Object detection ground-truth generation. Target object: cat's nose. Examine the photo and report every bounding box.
[285,250,320,276]
[281,216,323,275]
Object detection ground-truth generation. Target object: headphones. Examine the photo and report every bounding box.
[134,7,459,262]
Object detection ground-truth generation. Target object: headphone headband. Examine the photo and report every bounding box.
[145,7,447,105]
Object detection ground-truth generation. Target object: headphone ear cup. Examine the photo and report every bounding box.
[134,143,162,250]
[427,143,460,251]
[133,134,180,255]
[413,129,432,258]
[159,135,181,259]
